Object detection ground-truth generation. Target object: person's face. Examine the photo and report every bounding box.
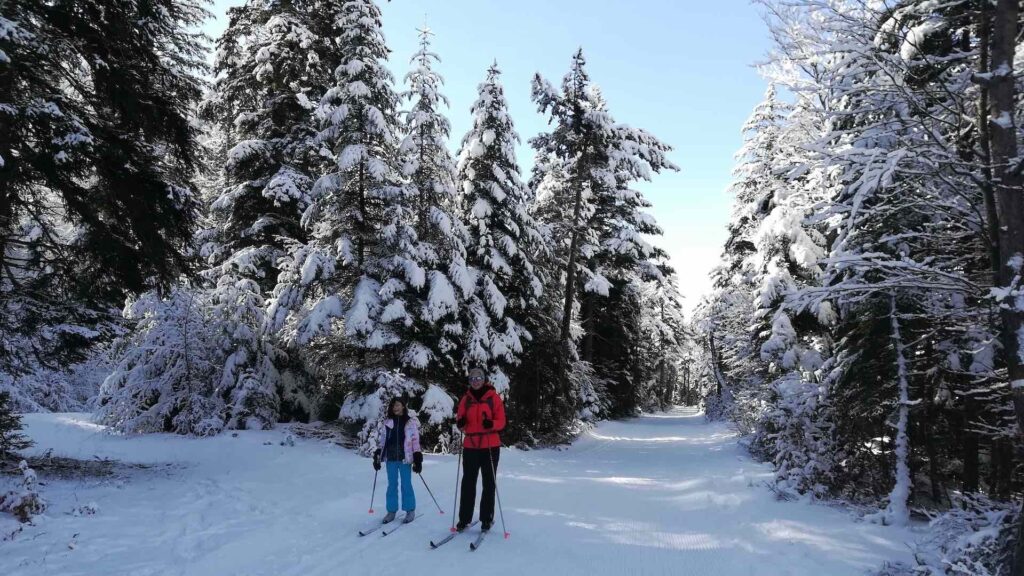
[391,401,404,416]
[469,374,484,390]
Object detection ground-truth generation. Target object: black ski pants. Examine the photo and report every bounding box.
[458,447,500,526]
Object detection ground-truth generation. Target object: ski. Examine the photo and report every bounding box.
[429,521,478,549]
[469,529,489,551]
[381,513,422,536]
[357,518,386,537]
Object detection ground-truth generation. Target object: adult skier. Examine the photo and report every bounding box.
[455,368,506,531]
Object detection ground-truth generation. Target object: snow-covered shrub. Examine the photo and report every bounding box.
[573,360,606,423]
[877,493,1015,576]
[96,277,314,435]
[0,283,123,413]
[96,288,226,436]
[703,388,733,422]
[1,461,45,522]
[763,373,836,498]
[0,360,112,415]
[70,502,100,517]
[729,389,769,439]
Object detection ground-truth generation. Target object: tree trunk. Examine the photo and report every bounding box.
[417,126,428,238]
[962,396,979,493]
[987,2,1024,572]
[990,437,1014,498]
[977,0,1001,288]
[708,332,724,398]
[581,291,595,363]
[560,177,585,348]
[681,362,690,404]
[0,191,10,290]
[918,397,943,503]
[357,158,366,268]
[990,0,1024,434]
[884,295,912,526]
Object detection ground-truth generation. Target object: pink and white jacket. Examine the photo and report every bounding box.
[377,415,421,464]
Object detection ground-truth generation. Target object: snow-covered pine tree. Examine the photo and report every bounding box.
[456,62,543,396]
[268,0,455,450]
[586,87,679,417]
[530,50,611,358]
[706,85,791,414]
[396,26,471,398]
[197,0,346,428]
[402,26,460,234]
[634,275,688,411]
[745,97,831,461]
[268,0,399,345]
[0,391,32,460]
[201,0,343,294]
[97,288,226,436]
[692,295,736,420]
[802,1,990,515]
[701,2,1009,526]
[208,278,287,430]
[0,0,208,410]
[530,49,678,418]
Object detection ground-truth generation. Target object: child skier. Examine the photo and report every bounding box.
[372,397,423,524]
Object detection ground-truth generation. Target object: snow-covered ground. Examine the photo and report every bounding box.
[1,407,915,575]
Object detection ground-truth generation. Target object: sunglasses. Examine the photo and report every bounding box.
[469,376,484,382]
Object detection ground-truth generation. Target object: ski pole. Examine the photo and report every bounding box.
[451,435,463,532]
[369,467,379,514]
[418,472,445,514]
[485,446,505,537]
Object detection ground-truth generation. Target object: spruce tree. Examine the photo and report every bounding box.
[396,26,471,390]
[197,0,344,428]
[530,50,609,354]
[270,0,458,449]
[200,0,338,294]
[530,49,677,417]
[456,63,543,393]
[0,391,32,460]
[699,2,1012,534]
[711,85,789,394]
[0,0,208,407]
[271,0,400,347]
[0,0,205,295]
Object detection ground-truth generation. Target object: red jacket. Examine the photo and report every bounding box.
[456,385,506,449]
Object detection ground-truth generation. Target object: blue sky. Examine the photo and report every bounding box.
[204,0,774,314]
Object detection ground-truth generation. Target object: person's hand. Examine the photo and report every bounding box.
[482,417,493,430]
[372,450,381,471]
[412,451,423,474]
[456,416,466,429]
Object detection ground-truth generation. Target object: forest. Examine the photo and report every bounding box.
[3,0,1024,573]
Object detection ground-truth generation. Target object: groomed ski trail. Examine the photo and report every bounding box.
[1,407,915,576]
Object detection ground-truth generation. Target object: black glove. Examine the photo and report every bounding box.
[482,417,493,430]
[412,451,423,474]
[456,416,466,429]
[372,450,381,471]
